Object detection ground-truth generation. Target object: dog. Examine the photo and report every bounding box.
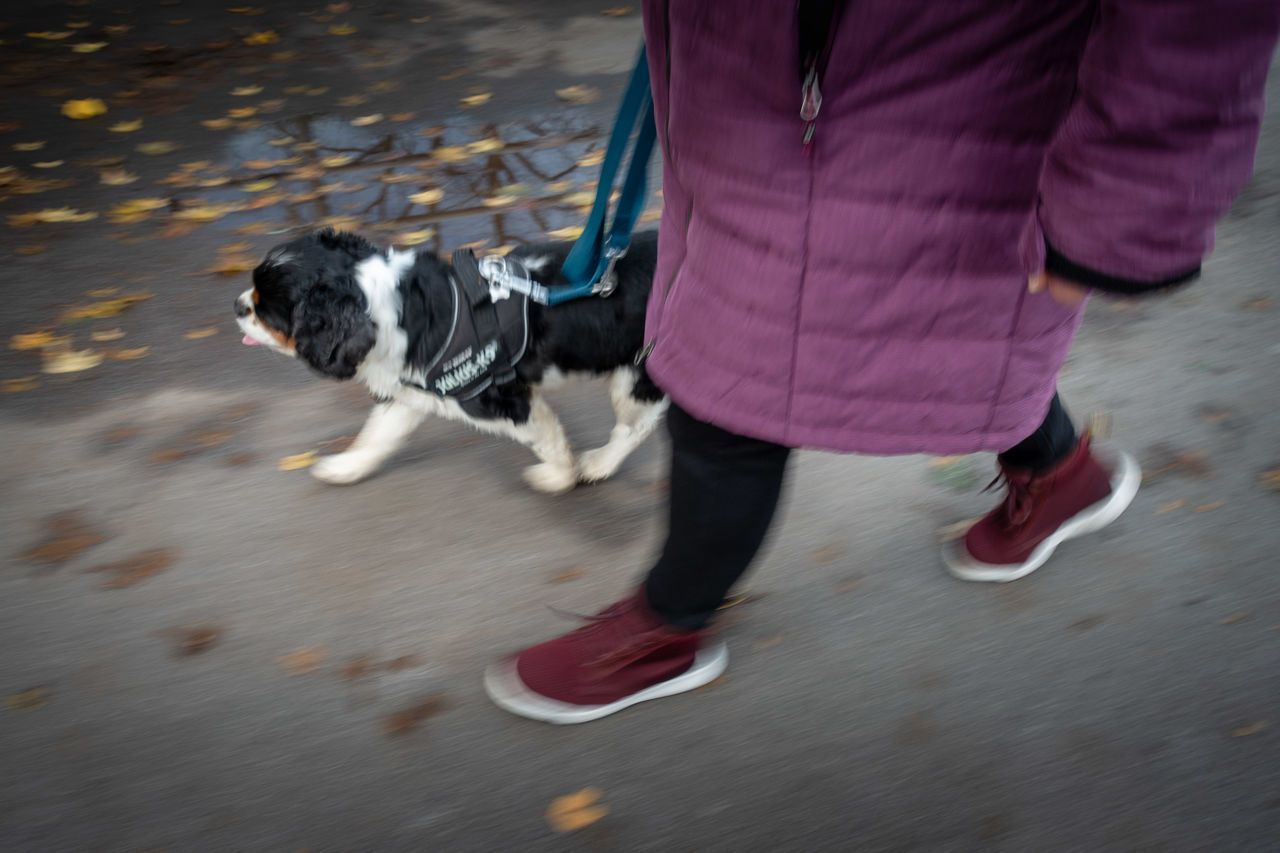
[234,228,667,493]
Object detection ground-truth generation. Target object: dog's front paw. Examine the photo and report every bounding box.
[577,446,623,483]
[523,462,577,494]
[311,452,378,485]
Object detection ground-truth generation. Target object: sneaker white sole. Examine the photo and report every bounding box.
[942,448,1141,583]
[483,641,729,724]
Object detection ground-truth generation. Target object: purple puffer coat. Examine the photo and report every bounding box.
[640,1,1278,454]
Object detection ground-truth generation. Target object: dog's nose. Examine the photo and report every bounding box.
[234,296,252,318]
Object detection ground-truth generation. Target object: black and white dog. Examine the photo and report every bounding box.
[234,228,667,493]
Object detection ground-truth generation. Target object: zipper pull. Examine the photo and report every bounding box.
[801,64,822,151]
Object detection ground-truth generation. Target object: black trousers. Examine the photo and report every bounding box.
[644,394,1077,629]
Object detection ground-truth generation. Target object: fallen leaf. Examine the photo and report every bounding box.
[231,85,263,96]
[1156,499,1187,515]
[753,633,785,651]
[1191,500,1225,513]
[1260,468,1280,491]
[109,119,143,133]
[243,30,279,45]
[43,349,103,374]
[278,450,319,471]
[2,377,40,392]
[184,328,218,339]
[91,328,125,342]
[466,137,504,154]
[556,84,600,105]
[549,567,588,583]
[1239,295,1273,312]
[228,6,266,14]
[33,161,65,169]
[350,113,383,127]
[108,197,169,222]
[809,542,847,566]
[15,245,49,256]
[19,510,109,563]
[411,15,432,24]
[459,92,491,108]
[384,694,450,736]
[576,150,604,168]
[6,687,50,713]
[10,330,59,350]
[1231,721,1269,737]
[8,207,98,226]
[136,141,179,155]
[546,225,583,240]
[241,179,277,192]
[328,2,353,13]
[104,24,133,35]
[278,647,327,675]
[305,87,330,96]
[169,625,222,656]
[61,98,108,119]
[408,188,444,205]
[12,141,46,151]
[227,107,257,119]
[63,293,152,320]
[173,202,242,222]
[394,228,435,246]
[89,548,177,589]
[71,41,108,53]
[336,94,369,107]
[105,346,150,361]
[1218,612,1251,625]
[602,7,633,15]
[430,145,469,163]
[329,23,357,35]
[562,191,597,207]
[29,31,74,40]
[546,788,610,834]
[244,156,300,169]
[320,154,356,168]
[201,118,235,130]
[544,180,575,193]
[388,111,416,122]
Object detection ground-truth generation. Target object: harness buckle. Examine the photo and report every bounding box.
[594,245,627,298]
[478,255,550,305]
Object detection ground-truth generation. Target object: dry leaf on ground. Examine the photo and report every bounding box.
[556,85,600,104]
[459,92,492,108]
[136,141,179,156]
[164,625,222,656]
[184,328,218,339]
[243,30,279,45]
[278,647,327,675]
[278,450,319,471]
[3,377,40,393]
[6,687,50,713]
[408,188,444,205]
[62,98,108,119]
[1230,721,1268,737]
[110,119,143,133]
[88,548,177,589]
[383,694,450,736]
[546,788,610,834]
[19,510,109,564]
[43,349,103,374]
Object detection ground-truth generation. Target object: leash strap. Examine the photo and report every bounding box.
[551,45,656,306]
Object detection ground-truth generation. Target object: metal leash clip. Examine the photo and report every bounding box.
[478,255,551,305]
[593,245,627,298]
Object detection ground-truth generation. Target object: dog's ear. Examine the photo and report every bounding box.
[291,277,376,379]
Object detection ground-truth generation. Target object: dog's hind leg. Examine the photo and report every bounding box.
[578,368,669,483]
[312,398,427,485]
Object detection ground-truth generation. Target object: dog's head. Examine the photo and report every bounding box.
[235,228,381,379]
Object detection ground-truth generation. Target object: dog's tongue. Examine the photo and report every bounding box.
[242,335,261,346]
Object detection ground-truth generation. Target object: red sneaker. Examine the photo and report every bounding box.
[484,592,728,724]
[943,436,1140,582]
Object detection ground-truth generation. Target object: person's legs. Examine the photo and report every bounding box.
[484,403,792,723]
[645,403,792,629]
[944,391,1140,582]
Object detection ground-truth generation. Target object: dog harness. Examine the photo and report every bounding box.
[404,248,529,401]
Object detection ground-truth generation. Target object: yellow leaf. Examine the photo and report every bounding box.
[1260,468,1280,491]
[231,85,263,96]
[411,15,432,24]
[201,118,235,130]
[203,253,257,275]
[1231,721,1269,737]
[305,87,329,96]
[16,245,49,256]
[91,328,126,342]
[33,160,65,168]
[408,188,444,205]
[320,154,355,168]
[43,349,103,374]
[10,331,59,350]
[184,327,218,339]
[9,208,97,226]
[109,119,143,132]
[136,141,179,155]
[336,94,369,106]
[173,202,242,222]
[71,42,108,53]
[243,30,279,45]
[107,346,150,361]
[545,180,574,193]
[63,294,152,321]
[61,98,108,119]
[104,25,132,35]
[227,6,265,14]
[546,788,609,834]
[459,92,491,108]
[394,228,435,246]
[431,145,468,163]
[278,647,327,675]
[227,106,257,118]
[99,168,139,185]
[6,687,49,712]
[277,450,319,471]
[12,141,46,151]
[242,179,278,192]
[329,23,357,35]
[350,113,383,127]
[243,157,300,169]
[29,31,74,40]
[198,176,231,187]
[389,111,416,122]
[2,377,40,393]
[466,137,504,154]
[562,191,596,207]
[555,85,599,105]
[267,136,295,146]
[638,206,662,223]
[88,288,119,297]
[576,150,604,168]
[367,81,399,93]
[547,225,584,240]
[66,22,93,29]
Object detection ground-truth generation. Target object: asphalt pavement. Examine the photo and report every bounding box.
[2,2,1278,851]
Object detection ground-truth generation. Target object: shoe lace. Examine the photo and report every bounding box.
[983,466,1049,530]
